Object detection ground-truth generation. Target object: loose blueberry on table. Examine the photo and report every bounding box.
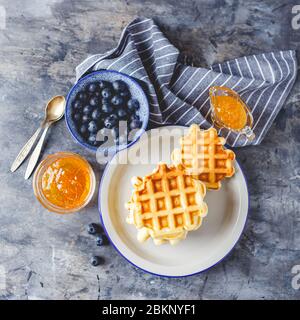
[91,255,103,267]
[71,79,142,147]
[96,235,105,247]
[87,223,101,235]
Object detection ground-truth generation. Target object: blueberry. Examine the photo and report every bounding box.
[73,100,82,110]
[94,91,101,97]
[92,108,102,121]
[104,116,117,129]
[96,235,104,246]
[112,80,127,91]
[73,113,81,122]
[88,134,98,146]
[101,87,113,99]
[83,104,93,114]
[97,117,105,128]
[98,80,108,89]
[117,108,127,119]
[88,121,98,133]
[90,256,103,267]
[102,98,110,105]
[119,89,130,98]
[90,96,99,107]
[109,114,118,122]
[88,83,97,93]
[87,223,100,235]
[127,99,140,112]
[130,119,142,130]
[82,114,92,123]
[101,103,113,114]
[111,95,124,106]
[79,124,88,136]
[77,92,88,101]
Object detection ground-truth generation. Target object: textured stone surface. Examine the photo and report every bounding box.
[0,0,299,300]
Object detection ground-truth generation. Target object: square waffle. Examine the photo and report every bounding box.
[126,163,208,245]
[172,124,235,190]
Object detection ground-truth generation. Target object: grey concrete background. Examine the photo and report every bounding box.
[0,0,299,300]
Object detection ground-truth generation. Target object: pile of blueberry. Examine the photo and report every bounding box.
[71,79,142,147]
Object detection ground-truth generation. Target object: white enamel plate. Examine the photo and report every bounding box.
[99,126,249,277]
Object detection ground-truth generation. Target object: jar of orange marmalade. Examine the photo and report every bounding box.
[33,152,96,213]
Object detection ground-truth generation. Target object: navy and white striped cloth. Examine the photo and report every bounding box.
[76,17,297,147]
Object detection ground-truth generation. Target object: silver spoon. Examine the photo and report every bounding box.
[23,96,66,179]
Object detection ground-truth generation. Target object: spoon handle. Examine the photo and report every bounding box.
[24,123,51,180]
[10,126,43,173]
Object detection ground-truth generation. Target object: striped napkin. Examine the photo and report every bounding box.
[76,17,297,147]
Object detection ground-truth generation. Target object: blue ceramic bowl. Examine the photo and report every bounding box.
[65,70,149,153]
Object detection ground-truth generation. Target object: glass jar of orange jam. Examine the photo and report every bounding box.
[33,152,96,213]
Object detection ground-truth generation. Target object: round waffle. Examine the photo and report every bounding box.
[172,124,235,190]
[126,163,208,245]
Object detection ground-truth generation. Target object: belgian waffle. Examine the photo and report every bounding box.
[172,124,235,190]
[126,163,208,245]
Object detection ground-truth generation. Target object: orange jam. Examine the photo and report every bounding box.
[40,154,93,211]
[212,95,247,130]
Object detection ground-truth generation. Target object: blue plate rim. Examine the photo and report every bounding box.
[65,69,150,152]
[98,126,250,278]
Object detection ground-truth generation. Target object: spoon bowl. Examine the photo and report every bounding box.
[45,95,66,123]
